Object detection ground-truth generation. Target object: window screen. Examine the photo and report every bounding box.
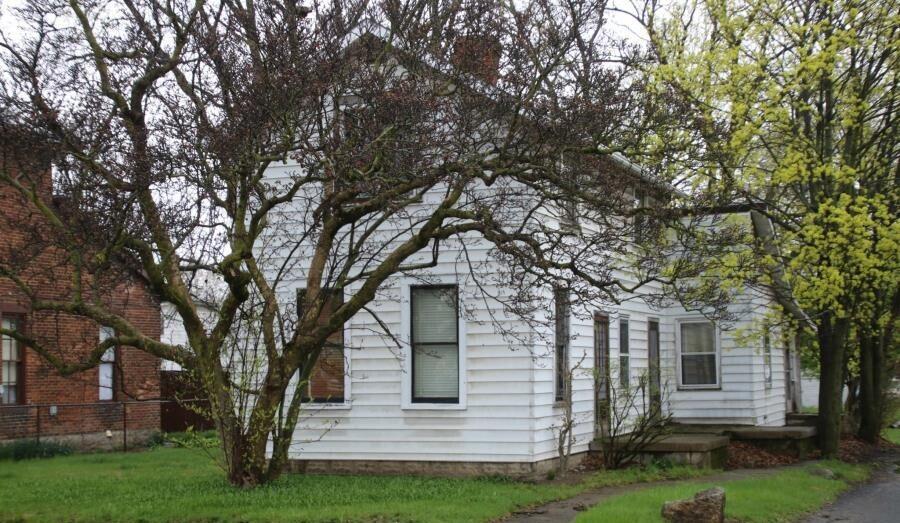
[680,322,717,386]
[412,286,459,402]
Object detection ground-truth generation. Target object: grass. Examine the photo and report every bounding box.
[884,426,900,445]
[578,461,710,489]
[574,460,871,523]
[0,446,704,522]
[882,402,900,445]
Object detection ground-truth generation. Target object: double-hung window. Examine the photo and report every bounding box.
[763,330,773,388]
[554,288,570,402]
[411,286,459,403]
[1,314,23,405]
[619,318,630,388]
[98,326,117,401]
[678,320,719,388]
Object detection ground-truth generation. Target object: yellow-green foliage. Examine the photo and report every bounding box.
[645,0,899,336]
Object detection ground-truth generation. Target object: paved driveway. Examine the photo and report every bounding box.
[802,460,900,523]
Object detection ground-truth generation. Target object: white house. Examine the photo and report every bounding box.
[257,178,796,477]
[245,34,799,476]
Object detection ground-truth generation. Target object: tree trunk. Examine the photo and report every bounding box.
[817,319,848,457]
[221,430,270,488]
[211,378,286,488]
[857,333,885,443]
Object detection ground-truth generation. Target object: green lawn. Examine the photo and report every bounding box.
[884,427,900,445]
[0,447,703,522]
[882,403,900,445]
[574,461,870,523]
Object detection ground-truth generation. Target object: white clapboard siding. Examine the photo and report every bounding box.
[256,159,789,465]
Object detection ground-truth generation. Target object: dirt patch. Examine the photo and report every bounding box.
[804,435,891,463]
[726,441,799,469]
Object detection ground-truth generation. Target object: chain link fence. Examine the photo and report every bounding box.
[0,398,213,451]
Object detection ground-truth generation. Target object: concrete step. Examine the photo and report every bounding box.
[591,433,730,469]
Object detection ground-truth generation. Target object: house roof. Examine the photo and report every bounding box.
[341,29,683,197]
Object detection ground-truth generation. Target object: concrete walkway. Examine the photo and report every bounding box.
[802,458,900,523]
[499,468,780,523]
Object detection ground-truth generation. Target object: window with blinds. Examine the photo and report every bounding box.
[554,287,570,402]
[411,286,459,403]
[679,321,718,387]
[1,315,23,405]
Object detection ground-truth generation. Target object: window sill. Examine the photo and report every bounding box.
[402,402,466,411]
[676,385,721,391]
[309,402,352,410]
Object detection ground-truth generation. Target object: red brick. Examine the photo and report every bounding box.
[1,142,161,442]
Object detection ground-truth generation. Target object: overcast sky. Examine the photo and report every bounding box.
[0,0,649,47]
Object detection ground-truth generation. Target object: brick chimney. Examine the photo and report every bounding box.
[451,35,502,85]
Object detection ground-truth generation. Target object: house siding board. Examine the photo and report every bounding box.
[262,160,787,467]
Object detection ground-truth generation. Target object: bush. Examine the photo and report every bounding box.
[162,429,219,450]
[0,440,73,461]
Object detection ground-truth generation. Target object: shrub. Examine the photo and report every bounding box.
[162,429,219,450]
[0,440,73,461]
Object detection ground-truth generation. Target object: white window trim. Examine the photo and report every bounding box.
[400,277,467,410]
[675,317,721,390]
[98,326,116,401]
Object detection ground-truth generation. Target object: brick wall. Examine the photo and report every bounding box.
[0,141,161,443]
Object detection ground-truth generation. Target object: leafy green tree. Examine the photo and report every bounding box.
[634,0,899,454]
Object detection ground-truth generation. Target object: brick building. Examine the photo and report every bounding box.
[0,132,162,449]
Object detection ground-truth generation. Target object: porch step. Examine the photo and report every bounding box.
[728,425,816,440]
[727,425,818,459]
[590,433,730,469]
[786,413,818,427]
[643,434,731,453]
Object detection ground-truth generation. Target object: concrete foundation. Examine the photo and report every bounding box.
[287,452,587,479]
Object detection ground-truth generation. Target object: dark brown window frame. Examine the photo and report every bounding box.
[410,284,460,404]
[554,287,570,402]
[296,287,346,404]
[619,318,630,388]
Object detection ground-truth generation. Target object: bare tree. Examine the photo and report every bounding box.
[597,371,672,470]
[0,0,723,487]
[552,351,588,477]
